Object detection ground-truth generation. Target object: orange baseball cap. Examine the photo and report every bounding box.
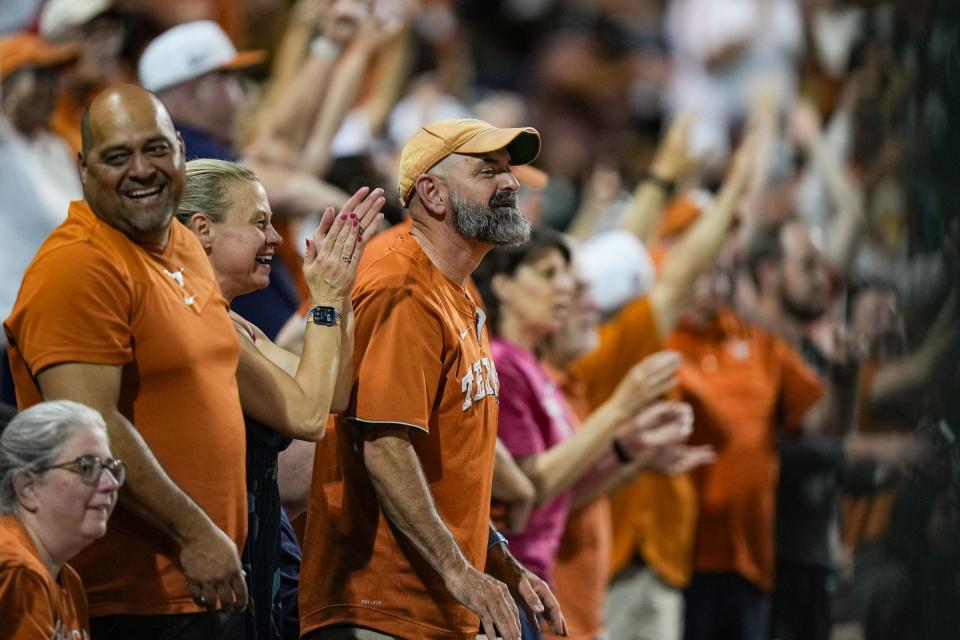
[397,118,541,207]
[0,33,78,80]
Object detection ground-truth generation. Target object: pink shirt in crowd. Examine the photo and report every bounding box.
[492,337,576,582]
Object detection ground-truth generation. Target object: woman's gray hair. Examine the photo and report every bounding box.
[0,400,108,514]
[176,158,259,226]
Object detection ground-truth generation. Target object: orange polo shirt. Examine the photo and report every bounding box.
[667,308,823,591]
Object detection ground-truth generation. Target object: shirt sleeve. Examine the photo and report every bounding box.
[0,567,56,638]
[8,241,134,376]
[776,338,825,431]
[347,284,444,434]
[494,353,546,458]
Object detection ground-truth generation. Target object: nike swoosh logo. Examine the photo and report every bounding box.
[460,328,470,339]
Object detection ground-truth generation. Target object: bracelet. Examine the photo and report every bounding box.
[641,171,675,195]
[309,36,342,60]
[612,438,634,465]
[487,529,508,550]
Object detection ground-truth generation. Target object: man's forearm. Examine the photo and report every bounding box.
[362,430,470,577]
[101,408,215,545]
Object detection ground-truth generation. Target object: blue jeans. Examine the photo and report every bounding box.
[520,606,541,640]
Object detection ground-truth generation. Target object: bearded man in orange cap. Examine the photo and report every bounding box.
[298,119,567,640]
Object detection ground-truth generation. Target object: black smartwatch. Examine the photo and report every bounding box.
[307,305,341,327]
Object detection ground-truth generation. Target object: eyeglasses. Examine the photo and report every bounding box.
[37,455,126,487]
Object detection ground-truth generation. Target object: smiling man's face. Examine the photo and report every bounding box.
[80,86,185,245]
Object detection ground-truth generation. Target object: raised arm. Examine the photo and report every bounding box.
[790,99,866,276]
[649,133,756,338]
[234,187,384,439]
[302,12,404,177]
[870,286,960,412]
[37,363,247,611]
[248,0,368,164]
[359,425,522,640]
[619,112,700,243]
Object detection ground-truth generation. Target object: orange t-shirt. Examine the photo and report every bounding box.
[666,308,823,591]
[299,234,500,639]
[570,296,699,589]
[0,515,89,639]
[541,364,610,640]
[4,201,246,616]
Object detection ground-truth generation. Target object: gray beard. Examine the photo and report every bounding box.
[451,190,531,246]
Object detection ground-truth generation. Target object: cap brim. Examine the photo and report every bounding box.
[219,49,266,71]
[513,164,549,189]
[454,127,541,166]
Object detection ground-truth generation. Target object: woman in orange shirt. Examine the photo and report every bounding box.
[0,400,124,639]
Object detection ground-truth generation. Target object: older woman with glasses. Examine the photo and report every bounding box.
[0,399,124,638]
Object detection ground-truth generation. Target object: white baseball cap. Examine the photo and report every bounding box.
[575,230,655,314]
[138,20,264,93]
[40,0,112,41]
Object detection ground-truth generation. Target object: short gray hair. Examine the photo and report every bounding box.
[176,158,259,226]
[0,400,108,515]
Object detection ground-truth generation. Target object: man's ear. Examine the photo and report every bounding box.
[176,131,186,164]
[11,469,40,513]
[190,214,215,252]
[414,174,447,216]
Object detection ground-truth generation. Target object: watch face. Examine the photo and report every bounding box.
[311,306,337,325]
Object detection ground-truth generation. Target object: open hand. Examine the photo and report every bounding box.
[302,186,385,301]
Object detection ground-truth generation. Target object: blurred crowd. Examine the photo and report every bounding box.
[1,1,958,640]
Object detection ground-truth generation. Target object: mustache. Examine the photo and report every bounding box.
[489,191,518,208]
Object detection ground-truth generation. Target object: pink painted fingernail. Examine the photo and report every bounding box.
[340,213,348,220]
[358,234,364,242]
[348,212,357,219]
[352,219,358,227]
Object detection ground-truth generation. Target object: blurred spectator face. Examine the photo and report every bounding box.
[547,267,601,363]
[778,220,829,322]
[681,265,732,327]
[2,67,59,136]
[494,247,576,338]
[206,179,282,296]
[851,285,902,357]
[191,71,247,145]
[80,93,185,238]
[72,14,125,86]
